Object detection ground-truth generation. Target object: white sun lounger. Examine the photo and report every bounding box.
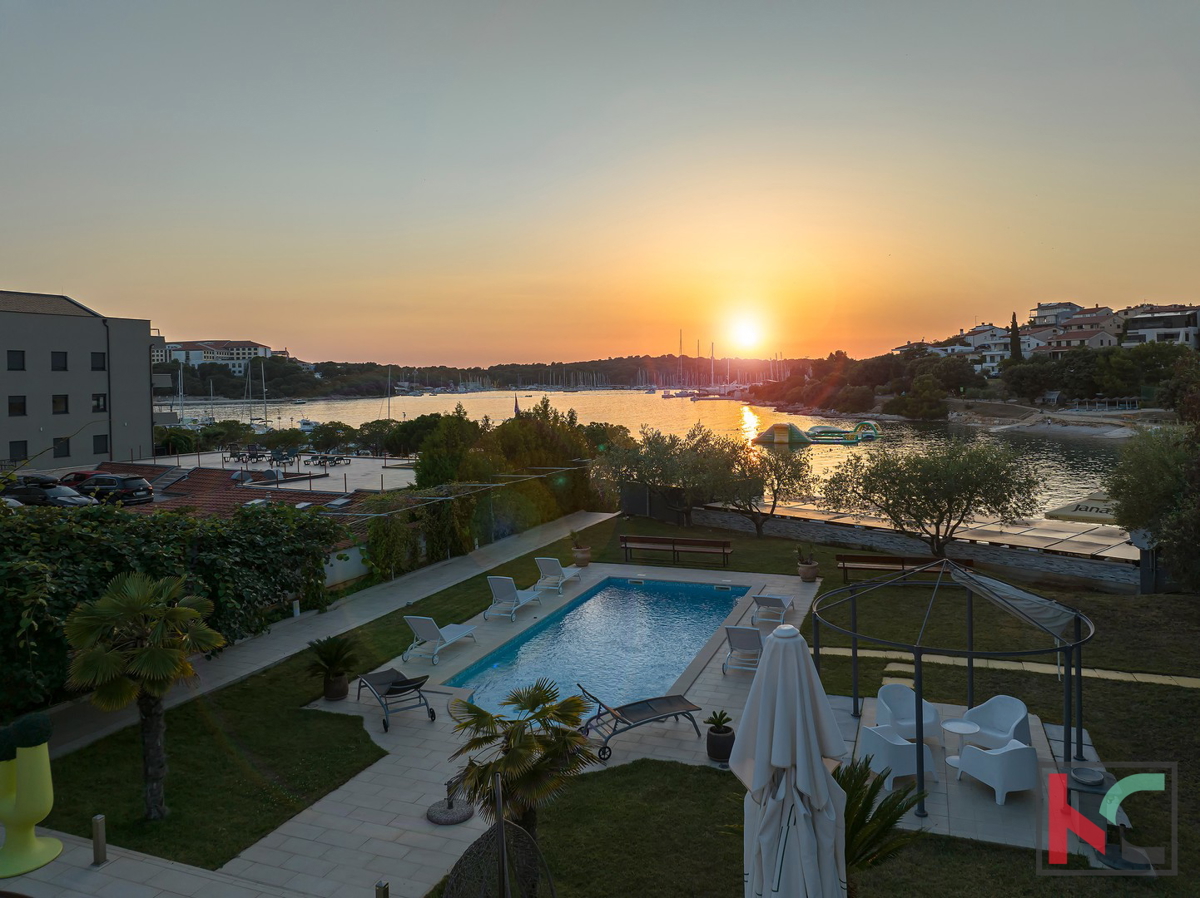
[751,591,795,625]
[402,615,477,665]
[722,626,764,675]
[534,557,583,594]
[485,576,543,621]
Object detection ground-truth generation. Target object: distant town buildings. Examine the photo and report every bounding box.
[897,300,1199,377]
[151,339,273,375]
[2,290,162,470]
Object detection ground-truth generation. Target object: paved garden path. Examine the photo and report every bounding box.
[46,510,615,758]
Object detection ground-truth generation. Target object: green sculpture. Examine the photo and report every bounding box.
[0,713,62,878]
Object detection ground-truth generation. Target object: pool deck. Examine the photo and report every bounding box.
[218,563,814,896]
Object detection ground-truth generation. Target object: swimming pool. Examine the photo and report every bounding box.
[445,577,747,712]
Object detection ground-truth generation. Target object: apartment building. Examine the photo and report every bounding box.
[1028,301,1084,327]
[152,339,272,375]
[2,291,160,470]
[1122,307,1200,349]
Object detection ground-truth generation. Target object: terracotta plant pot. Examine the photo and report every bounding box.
[323,674,349,701]
[797,562,820,582]
[706,726,736,762]
[571,546,592,568]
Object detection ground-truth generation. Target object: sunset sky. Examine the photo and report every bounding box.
[2,2,1197,366]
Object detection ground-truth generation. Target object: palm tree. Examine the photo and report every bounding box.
[65,572,225,820]
[833,755,925,896]
[448,678,596,843]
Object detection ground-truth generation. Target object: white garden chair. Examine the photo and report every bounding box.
[534,557,583,594]
[401,616,477,665]
[956,739,1039,805]
[876,683,942,746]
[962,695,1032,749]
[860,724,938,791]
[485,575,543,621]
[721,626,764,675]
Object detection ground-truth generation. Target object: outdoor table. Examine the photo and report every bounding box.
[941,718,980,769]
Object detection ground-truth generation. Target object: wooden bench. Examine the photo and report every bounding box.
[620,534,733,567]
[835,554,973,583]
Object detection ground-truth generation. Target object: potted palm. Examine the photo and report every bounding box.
[306,634,360,701]
[704,710,736,762]
[569,530,591,568]
[796,542,819,582]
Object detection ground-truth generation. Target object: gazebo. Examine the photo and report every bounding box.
[811,559,1095,817]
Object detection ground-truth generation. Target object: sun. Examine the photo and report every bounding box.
[732,317,761,351]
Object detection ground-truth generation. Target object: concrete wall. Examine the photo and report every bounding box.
[692,507,1139,593]
[2,311,156,469]
[324,545,370,588]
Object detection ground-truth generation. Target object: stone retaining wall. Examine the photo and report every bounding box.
[692,507,1138,593]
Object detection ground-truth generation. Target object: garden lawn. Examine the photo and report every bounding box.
[42,514,803,868]
[430,757,1172,898]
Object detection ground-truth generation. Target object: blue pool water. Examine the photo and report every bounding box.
[445,578,747,712]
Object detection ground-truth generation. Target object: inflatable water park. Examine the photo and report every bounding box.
[752,420,881,446]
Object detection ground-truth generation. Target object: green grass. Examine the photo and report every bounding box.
[45,512,1199,889]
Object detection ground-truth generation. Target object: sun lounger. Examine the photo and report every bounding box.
[750,591,795,625]
[577,683,702,761]
[534,557,583,594]
[722,626,763,675]
[485,576,543,621]
[402,615,477,664]
[357,668,435,731]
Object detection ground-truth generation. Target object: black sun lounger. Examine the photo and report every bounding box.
[357,668,435,731]
[577,684,702,761]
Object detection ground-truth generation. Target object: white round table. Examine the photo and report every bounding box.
[942,719,980,769]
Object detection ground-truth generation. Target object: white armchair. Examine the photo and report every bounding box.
[876,684,942,746]
[962,695,1031,749]
[860,724,938,791]
[956,739,1039,805]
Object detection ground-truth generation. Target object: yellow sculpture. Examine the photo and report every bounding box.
[0,714,62,878]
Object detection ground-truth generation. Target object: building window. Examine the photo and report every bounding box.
[8,440,28,461]
[53,437,70,458]
[6,350,24,371]
[52,394,70,415]
[91,351,107,371]
[92,393,107,413]
[93,434,109,454]
[51,351,68,371]
[7,395,26,417]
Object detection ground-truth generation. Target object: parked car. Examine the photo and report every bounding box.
[59,470,104,487]
[1,483,99,508]
[13,472,60,487]
[1,496,22,509]
[77,474,155,505]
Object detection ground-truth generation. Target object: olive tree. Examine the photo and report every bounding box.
[594,423,729,526]
[822,440,1042,557]
[718,441,816,537]
[1107,426,1200,590]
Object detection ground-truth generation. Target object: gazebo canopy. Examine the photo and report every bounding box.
[811,559,1095,817]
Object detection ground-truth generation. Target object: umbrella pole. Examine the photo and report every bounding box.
[914,650,927,818]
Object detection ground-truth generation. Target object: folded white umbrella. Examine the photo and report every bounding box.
[730,624,847,898]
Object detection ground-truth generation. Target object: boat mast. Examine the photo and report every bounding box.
[387,365,392,420]
[261,361,268,430]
